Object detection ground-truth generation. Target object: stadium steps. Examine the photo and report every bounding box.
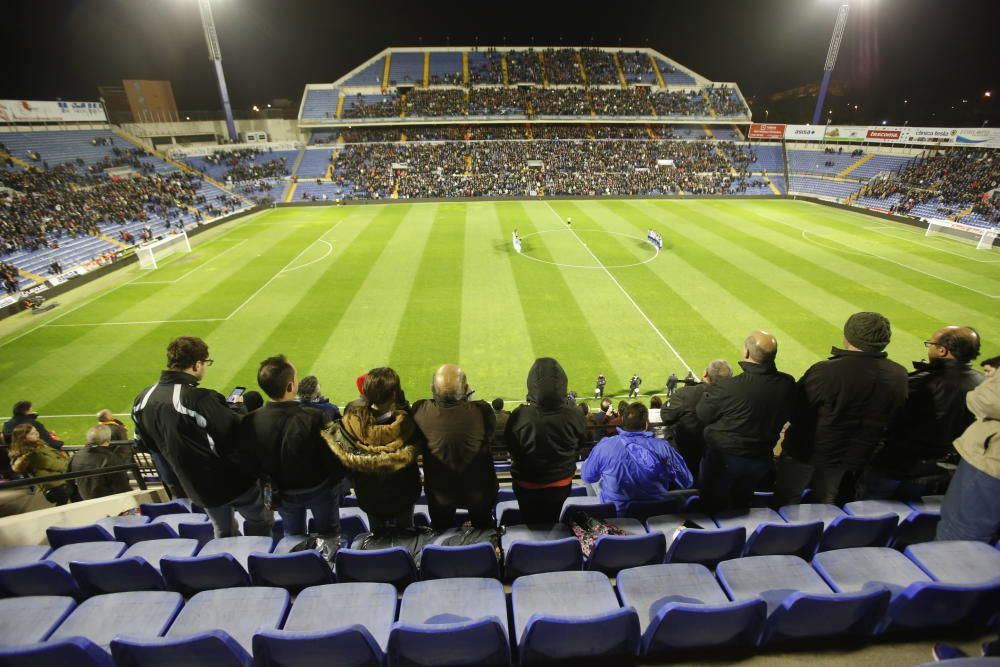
[462,52,470,85]
[289,147,306,178]
[422,52,430,87]
[539,51,550,86]
[501,53,510,86]
[951,205,975,221]
[612,52,628,88]
[381,53,391,92]
[0,150,34,170]
[575,51,588,85]
[714,145,738,176]
[649,53,667,87]
[646,125,655,139]
[111,127,234,195]
[96,233,127,249]
[16,266,45,283]
[284,182,298,203]
[703,91,718,119]
[837,152,875,178]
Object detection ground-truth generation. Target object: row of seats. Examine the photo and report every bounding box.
[1,540,997,666]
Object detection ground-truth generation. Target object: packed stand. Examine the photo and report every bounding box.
[579,48,619,84]
[590,88,653,116]
[405,89,466,117]
[340,127,402,143]
[468,88,526,115]
[468,49,503,84]
[532,88,591,116]
[343,94,400,119]
[617,50,656,83]
[201,148,290,183]
[505,49,543,84]
[542,48,583,85]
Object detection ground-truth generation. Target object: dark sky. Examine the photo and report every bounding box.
[3,0,997,125]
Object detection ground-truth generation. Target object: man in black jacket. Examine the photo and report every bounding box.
[865,326,983,499]
[775,312,908,506]
[696,332,796,512]
[132,336,271,538]
[661,359,732,483]
[68,425,132,500]
[412,364,498,532]
[240,355,345,552]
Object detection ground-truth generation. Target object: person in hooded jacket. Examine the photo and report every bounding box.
[505,358,587,524]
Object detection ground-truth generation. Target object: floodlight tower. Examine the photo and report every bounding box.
[812,3,850,126]
[198,0,238,141]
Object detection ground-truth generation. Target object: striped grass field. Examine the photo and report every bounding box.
[1,198,997,442]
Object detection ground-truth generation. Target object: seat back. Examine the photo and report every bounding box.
[504,537,583,581]
[70,557,166,597]
[587,533,666,576]
[340,516,369,543]
[388,617,510,667]
[744,522,823,560]
[762,588,890,644]
[160,554,250,596]
[888,580,1000,631]
[642,598,766,656]
[890,512,940,551]
[253,626,384,667]
[519,606,640,664]
[560,500,617,524]
[178,521,216,549]
[495,501,522,527]
[0,561,79,597]
[111,630,253,667]
[819,515,896,552]
[114,523,179,546]
[139,500,192,519]
[334,547,418,589]
[247,551,335,593]
[664,527,746,568]
[623,498,685,521]
[0,637,113,667]
[419,543,501,580]
[46,525,113,549]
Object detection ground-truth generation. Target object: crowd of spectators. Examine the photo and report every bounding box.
[428,70,463,86]
[202,148,290,183]
[617,50,656,82]
[469,49,503,84]
[340,127,402,143]
[542,48,582,84]
[506,48,542,84]
[405,89,466,117]
[579,48,618,84]
[343,94,399,119]
[533,87,591,115]
[590,88,653,116]
[972,192,1000,224]
[1,262,19,294]
[468,88,526,115]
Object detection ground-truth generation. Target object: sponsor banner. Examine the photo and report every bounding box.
[901,126,954,144]
[748,123,785,139]
[865,126,905,142]
[952,127,1000,149]
[823,126,868,142]
[0,99,107,123]
[0,295,16,309]
[783,124,825,141]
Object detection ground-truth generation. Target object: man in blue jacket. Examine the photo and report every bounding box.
[580,402,693,514]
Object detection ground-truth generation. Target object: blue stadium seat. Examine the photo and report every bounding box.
[716,555,890,644]
[502,525,582,580]
[114,522,179,546]
[656,519,745,568]
[253,582,396,667]
[617,563,766,655]
[46,525,114,548]
[906,496,944,514]
[904,541,1000,624]
[843,500,911,523]
[153,512,209,532]
[139,500,192,519]
[622,496,686,520]
[420,543,501,580]
[95,515,150,533]
[248,551,336,593]
[744,521,823,559]
[495,500,522,527]
[162,553,251,596]
[559,497,616,523]
[587,522,666,576]
[48,590,184,649]
[389,578,511,667]
[70,557,167,597]
[0,545,51,569]
[112,630,253,667]
[0,596,76,647]
[890,511,940,550]
[0,542,126,597]
[340,507,371,542]
[0,637,114,667]
[121,537,200,569]
[177,520,216,548]
[780,503,896,551]
[512,571,640,664]
[334,547,418,589]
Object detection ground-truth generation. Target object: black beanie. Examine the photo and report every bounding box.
[844,312,891,352]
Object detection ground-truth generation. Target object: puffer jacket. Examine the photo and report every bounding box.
[325,408,422,520]
[11,444,70,491]
[953,373,1000,479]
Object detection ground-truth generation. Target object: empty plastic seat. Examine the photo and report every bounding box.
[160,536,271,596]
[46,525,114,549]
[95,515,150,533]
[0,542,127,597]
[248,551,335,593]
[617,563,766,655]
[0,636,114,667]
[121,537,200,569]
[112,630,253,667]
[0,596,76,647]
[622,496,686,520]
[139,500,191,519]
[906,496,944,514]
[389,578,510,666]
[844,500,911,523]
[339,507,371,542]
[46,541,127,571]
[715,509,822,559]
[49,590,183,649]
[663,525,745,568]
[335,547,418,589]
[420,542,500,580]
[71,558,166,597]
[253,582,396,667]
[0,545,50,569]
[587,531,666,576]
[153,512,209,532]
[114,522,179,546]
[502,525,582,580]
[495,500,522,527]
[781,503,896,551]
[890,512,940,550]
[512,571,640,664]
[171,587,288,651]
[716,555,889,644]
[178,520,216,548]
[559,497,617,523]
[778,503,846,529]
[905,540,1000,587]
[200,536,274,570]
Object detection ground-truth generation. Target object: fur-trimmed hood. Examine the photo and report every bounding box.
[324,409,420,474]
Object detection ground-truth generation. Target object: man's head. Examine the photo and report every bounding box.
[432,363,469,402]
[743,331,778,364]
[600,398,612,414]
[491,397,505,412]
[12,400,32,417]
[926,326,981,364]
[243,391,265,412]
[843,312,891,352]
[258,355,298,401]
[621,402,649,432]
[96,409,115,423]
[166,336,212,379]
[298,375,321,401]
[704,359,733,384]
[85,424,111,447]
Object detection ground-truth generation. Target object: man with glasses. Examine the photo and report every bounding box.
[132,336,272,538]
[866,326,984,499]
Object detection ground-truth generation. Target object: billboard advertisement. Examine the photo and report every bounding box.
[824,126,868,142]
[0,99,107,123]
[865,127,904,142]
[748,123,785,139]
[953,127,1000,149]
[783,124,825,141]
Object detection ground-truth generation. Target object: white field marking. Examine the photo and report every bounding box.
[517,229,659,269]
[130,239,250,284]
[861,225,1000,263]
[279,240,333,274]
[543,202,695,374]
[47,317,225,328]
[801,230,1000,299]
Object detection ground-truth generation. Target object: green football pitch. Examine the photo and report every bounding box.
[1,198,997,442]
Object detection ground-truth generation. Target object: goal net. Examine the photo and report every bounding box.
[924,218,998,250]
[136,231,192,269]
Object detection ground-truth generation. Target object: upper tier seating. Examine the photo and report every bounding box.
[788,149,863,176]
[300,88,340,120]
[387,52,423,85]
[656,59,696,85]
[428,51,463,85]
[789,175,864,200]
[344,57,386,86]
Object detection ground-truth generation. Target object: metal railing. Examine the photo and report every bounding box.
[0,462,147,492]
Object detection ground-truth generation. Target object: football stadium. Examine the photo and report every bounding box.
[0,1,998,665]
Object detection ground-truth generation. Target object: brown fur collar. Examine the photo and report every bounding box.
[323,409,420,474]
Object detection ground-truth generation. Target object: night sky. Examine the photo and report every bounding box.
[3,0,997,126]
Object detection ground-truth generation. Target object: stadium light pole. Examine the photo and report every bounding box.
[812,3,850,126]
[198,0,238,142]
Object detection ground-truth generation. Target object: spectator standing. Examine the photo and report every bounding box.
[594,374,607,399]
[68,424,132,500]
[580,402,692,514]
[412,364,498,531]
[628,374,642,398]
[491,398,510,450]
[96,409,129,442]
[775,313,908,506]
[298,375,342,423]
[666,373,678,397]
[9,424,76,505]
[132,337,272,538]
[506,358,587,524]
[661,359,732,482]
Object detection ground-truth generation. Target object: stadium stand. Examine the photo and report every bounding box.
[300,88,341,120]
[294,148,333,178]
[788,175,865,200]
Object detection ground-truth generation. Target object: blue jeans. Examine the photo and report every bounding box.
[205,484,274,539]
[700,448,773,513]
[278,479,346,537]
[937,459,1000,543]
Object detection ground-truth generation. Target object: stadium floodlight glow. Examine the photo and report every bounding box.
[812,3,850,126]
[197,0,238,141]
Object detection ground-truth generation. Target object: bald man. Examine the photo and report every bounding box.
[695,331,796,513]
[866,326,984,499]
[412,364,498,532]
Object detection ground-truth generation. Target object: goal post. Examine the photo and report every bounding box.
[924,218,998,250]
[136,231,192,270]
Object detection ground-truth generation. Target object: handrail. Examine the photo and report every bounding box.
[0,463,147,491]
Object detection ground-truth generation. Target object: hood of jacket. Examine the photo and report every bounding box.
[324,409,419,474]
[526,357,569,410]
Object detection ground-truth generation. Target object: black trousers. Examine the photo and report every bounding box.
[514,484,572,525]
[774,455,857,506]
[427,495,496,532]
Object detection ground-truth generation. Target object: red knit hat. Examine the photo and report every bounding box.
[356,373,367,395]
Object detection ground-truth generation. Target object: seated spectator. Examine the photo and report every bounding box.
[96,409,129,442]
[243,390,265,412]
[296,375,340,423]
[68,425,133,500]
[661,359,732,482]
[412,364,498,532]
[580,402,692,514]
[505,358,586,524]
[9,424,76,505]
[327,367,422,536]
[592,398,621,437]
[3,401,64,450]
